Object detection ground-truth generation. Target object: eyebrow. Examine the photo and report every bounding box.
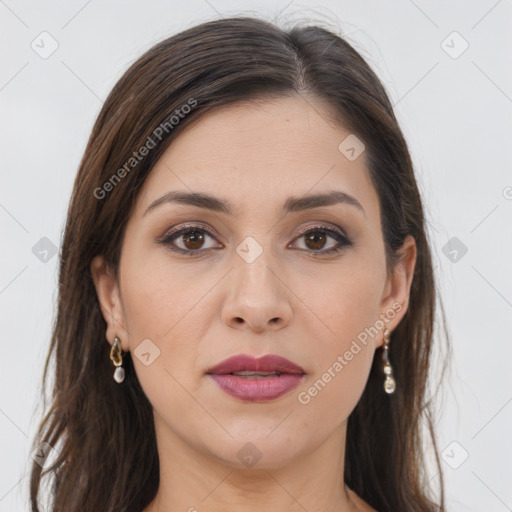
[143,190,365,217]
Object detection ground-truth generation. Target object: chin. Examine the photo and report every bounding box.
[200,433,303,471]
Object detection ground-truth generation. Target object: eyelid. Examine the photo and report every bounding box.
[288,223,352,254]
[293,223,349,240]
[157,223,220,246]
[158,222,352,254]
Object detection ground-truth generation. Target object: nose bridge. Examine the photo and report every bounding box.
[222,234,293,331]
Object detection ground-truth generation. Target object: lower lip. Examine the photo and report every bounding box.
[208,373,305,402]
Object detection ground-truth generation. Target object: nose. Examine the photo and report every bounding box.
[221,256,293,334]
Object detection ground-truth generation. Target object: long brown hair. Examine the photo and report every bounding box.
[29,15,450,512]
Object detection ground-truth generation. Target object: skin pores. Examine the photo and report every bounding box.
[91,94,416,512]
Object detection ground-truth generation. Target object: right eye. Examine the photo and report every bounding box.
[158,225,222,255]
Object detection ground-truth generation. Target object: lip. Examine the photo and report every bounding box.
[206,354,306,375]
[206,354,306,403]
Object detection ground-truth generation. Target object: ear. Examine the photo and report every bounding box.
[90,255,130,351]
[377,235,417,347]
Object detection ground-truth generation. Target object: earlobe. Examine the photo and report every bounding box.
[90,255,129,347]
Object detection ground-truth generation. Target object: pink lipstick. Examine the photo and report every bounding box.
[206,354,306,402]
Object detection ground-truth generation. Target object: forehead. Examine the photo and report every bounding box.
[133,95,379,221]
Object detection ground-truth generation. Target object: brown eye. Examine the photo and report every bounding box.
[159,224,351,256]
[292,226,352,255]
[159,225,220,254]
[304,231,328,250]
[182,230,205,250]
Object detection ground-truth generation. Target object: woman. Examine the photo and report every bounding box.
[29,15,449,512]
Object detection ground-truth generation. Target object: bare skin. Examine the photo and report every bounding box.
[91,94,416,512]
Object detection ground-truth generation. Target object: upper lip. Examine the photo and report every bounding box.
[207,354,306,375]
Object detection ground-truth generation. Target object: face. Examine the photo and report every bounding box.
[92,94,416,470]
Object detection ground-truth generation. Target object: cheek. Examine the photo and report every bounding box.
[304,256,385,338]
[298,290,377,426]
[297,349,373,432]
[120,249,213,337]
[295,260,383,416]
[119,251,216,390]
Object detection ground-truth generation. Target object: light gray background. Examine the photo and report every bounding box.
[1,1,511,511]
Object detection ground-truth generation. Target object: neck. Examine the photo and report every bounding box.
[143,415,362,512]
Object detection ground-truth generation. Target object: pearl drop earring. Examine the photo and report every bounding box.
[110,336,125,383]
[382,328,396,394]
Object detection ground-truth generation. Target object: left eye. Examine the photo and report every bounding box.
[292,227,350,253]
[158,225,351,255]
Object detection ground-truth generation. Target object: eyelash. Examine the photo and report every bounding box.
[157,223,352,257]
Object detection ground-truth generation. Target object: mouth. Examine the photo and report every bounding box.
[206,353,306,376]
[224,370,285,379]
[206,354,306,402]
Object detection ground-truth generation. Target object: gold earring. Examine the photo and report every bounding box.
[110,336,125,383]
[382,329,396,394]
